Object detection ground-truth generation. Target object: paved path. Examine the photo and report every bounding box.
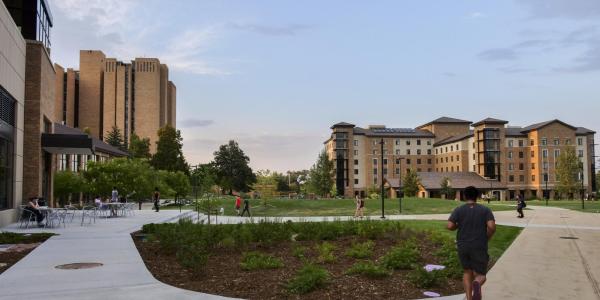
[1,206,599,299]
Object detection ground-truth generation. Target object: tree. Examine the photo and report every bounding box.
[307,149,334,196]
[403,169,421,197]
[190,164,218,196]
[129,133,151,159]
[556,146,581,199]
[212,140,257,194]
[440,177,454,199]
[105,126,126,151]
[151,125,189,175]
[83,158,155,203]
[54,170,85,206]
[163,171,191,203]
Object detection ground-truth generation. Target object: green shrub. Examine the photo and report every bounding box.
[408,267,445,288]
[434,240,462,279]
[287,264,330,294]
[292,245,308,259]
[345,240,375,259]
[346,261,391,278]
[381,239,420,270]
[176,244,209,274]
[219,236,236,249]
[240,251,284,271]
[315,241,336,263]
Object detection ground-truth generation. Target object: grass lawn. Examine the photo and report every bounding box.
[168,197,517,217]
[526,200,600,213]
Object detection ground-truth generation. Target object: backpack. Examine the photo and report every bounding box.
[522,200,527,208]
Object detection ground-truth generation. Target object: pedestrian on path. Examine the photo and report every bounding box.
[516,194,525,218]
[111,187,119,203]
[235,196,242,216]
[241,197,251,217]
[153,187,160,212]
[354,195,364,218]
[447,186,496,300]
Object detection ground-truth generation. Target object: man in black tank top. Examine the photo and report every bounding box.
[447,186,496,300]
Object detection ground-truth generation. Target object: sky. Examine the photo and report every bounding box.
[48,0,600,172]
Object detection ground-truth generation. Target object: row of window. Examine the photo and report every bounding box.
[506,149,584,159]
[364,139,433,146]
[365,157,433,166]
[507,137,584,147]
[435,144,460,154]
[436,166,461,172]
[57,154,107,172]
[436,155,460,163]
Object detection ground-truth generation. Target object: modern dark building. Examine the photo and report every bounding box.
[2,0,52,49]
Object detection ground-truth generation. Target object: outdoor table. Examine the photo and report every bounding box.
[36,207,55,227]
[103,203,124,217]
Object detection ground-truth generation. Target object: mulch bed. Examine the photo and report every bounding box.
[133,231,463,299]
[0,233,52,275]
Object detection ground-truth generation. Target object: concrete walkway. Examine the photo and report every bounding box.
[1,206,599,299]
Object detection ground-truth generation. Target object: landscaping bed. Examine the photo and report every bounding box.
[134,220,521,299]
[0,232,54,275]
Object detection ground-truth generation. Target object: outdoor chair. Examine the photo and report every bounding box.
[18,205,36,229]
[81,206,97,225]
[46,209,67,228]
[64,205,78,222]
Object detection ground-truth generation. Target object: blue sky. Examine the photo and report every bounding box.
[49,0,600,172]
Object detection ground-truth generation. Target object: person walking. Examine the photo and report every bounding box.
[111,187,119,203]
[240,197,251,217]
[153,187,160,212]
[516,194,525,218]
[447,186,496,300]
[354,195,365,218]
[235,196,242,216]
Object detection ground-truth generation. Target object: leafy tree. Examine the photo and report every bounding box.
[151,125,189,175]
[105,126,126,151]
[403,170,421,197]
[53,170,85,205]
[163,171,191,203]
[190,164,218,196]
[129,133,151,159]
[440,177,454,199]
[212,140,257,194]
[307,149,334,196]
[556,146,581,199]
[286,170,309,193]
[367,185,380,199]
[83,158,154,202]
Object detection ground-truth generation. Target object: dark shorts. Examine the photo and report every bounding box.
[457,246,489,275]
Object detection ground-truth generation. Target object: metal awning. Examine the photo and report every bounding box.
[41,133,94,155]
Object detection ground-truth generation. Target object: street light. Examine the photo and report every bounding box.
[580,162,585,210]
[397,157,405,214]
[544,172,548,206]
[380,138,385,219]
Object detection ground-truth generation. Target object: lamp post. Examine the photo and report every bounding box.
[580,162,585,210]
[488,180,492,204]
[544,172,548,206]
[397,157,405,214]
[380,138,385,219]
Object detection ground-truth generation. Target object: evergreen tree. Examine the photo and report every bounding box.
[307,149,334,196]
[556,146,581,199]
[151,125,189,175]
[129,133,151,159]
[212,140,257,194]
[105,126,126,151]
[440,177,454,199]
[403,169,421,197]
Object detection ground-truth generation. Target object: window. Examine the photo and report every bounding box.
[436,158,439,163]
[451,156,454,162]
[417,159,422,165]
[508,140,514,147]
[406,149,411,155]
[417,149,421,155]
[519,151,524,158]
[566,139,571,145]
[473,165,476,171]
[395,159,400,164]
[541,138,547,146]
[578,138,583,146]
[519,175,525,182]
[542,149,548,158]
[383,158,388,165]
[395,168,400,174]
[435,149,438,154]
[354,169,359,175]
[427,149,432,155]
[445,147,448,152]
[473,153,475,160]
[427,140,431,145]
[354,159,359,165]
[354,140,358,146]
[456,144,460,151]
[406,140,411,145]
[406,159,411,164]
[427,159,432,164]
[383,168,388,175]
[383,150,387,155]
[554,139,559,146]
[372,150,377,155]
[509,163,514,171]
[373,168,378,175]
[354,150,358,155]
[530,139,534,146]
[578,150,584,157]
[518,140,524,147]
[417,139,421,145]
[519,163,524,170]
[543,174,549,182]
[450,146,454,151]
[508,151,513,159]
[354,179,359,184]
[472,142,475,149]
[456,155,460,161]
[395,149,400,155]
[531,175,535,182]
[446,167,449,172]
[543,162,548,170]
[373,158,377,165]
[554,149,560,158]
[509,175,514,182]
[445,157,448,163]
[374,178,377,184]
[417,168,422,172]
[395,139,400,145]
[531,163,535,170]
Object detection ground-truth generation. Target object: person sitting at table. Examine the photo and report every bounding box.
[94,196,103,208]
[25,197,45,227]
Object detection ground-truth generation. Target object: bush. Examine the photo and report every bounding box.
[408,267,445,288]
[315,241,336,263]
[434,240,463,279]
[345,240,375,259]
[287,264,330,294]
[381,239,420,270]
[346,261,391,279]
[240,251,284,271]
[292,245,308,259]
[176,244,208,274]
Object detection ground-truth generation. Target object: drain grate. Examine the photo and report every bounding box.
[559,236,579,240]
[55,262,103,270]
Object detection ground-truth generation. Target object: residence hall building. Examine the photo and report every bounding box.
[0,0,127,227]
[54,50,177,153]
[326,117,596,200]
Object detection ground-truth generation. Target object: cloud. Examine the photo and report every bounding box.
[555,41,600,72]
[498,66,533,73]
[442,72,457,77]
[513,39,551,48]
[180,119,215,128]
[517,0,600,19]
[229,23,312,36]
[478,48,518,61]
[160,29,231,75]
[468,12,486,19]
[52,0,139,33]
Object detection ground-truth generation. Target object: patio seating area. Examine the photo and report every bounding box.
[17,203,138,229]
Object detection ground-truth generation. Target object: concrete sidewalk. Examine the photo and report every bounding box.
[2,206,599,299]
